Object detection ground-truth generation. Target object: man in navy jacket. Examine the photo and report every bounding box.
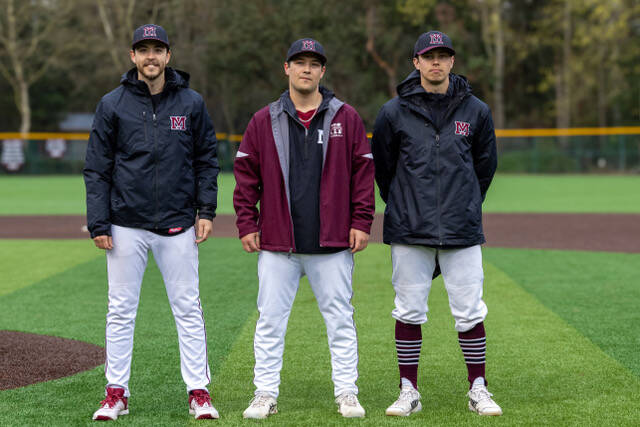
[372,31,501,417]
[84,24,219,421]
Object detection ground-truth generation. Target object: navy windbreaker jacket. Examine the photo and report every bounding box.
[371,71,497,247]
[84,67,219,238]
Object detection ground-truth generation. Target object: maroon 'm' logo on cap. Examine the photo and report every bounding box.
[302,40,315,51]
[143,26,157,37]
[430,33,443,44]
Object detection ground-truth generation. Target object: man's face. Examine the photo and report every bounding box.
[130,41,171,81]
[412,48,454,86]
[284,54,326,95]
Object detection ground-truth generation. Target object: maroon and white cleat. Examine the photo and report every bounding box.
[92,387,129,421]
[189,389,219,419]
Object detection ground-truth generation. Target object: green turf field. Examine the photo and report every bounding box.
[0,239,638,426]
[1,173,640,215]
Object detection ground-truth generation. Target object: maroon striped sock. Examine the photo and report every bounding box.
[458,322,486,388]
[395,320,422,389]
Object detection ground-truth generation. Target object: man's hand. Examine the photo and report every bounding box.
[93,235,113,250]
[241,232,261,253]
[195,218,213,244]
[349,228,369,253]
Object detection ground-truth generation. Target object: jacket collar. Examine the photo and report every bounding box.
[397,71,471,123]
[279,85,334,119]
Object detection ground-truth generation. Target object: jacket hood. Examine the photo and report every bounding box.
[397,70,471,101]
[121,67,190,94]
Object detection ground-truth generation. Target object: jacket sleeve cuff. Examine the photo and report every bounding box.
[89,228,111,239]
[198,206,216,220]
[350,221,372,235]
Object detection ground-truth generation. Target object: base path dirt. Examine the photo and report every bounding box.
[0,331,104,390]
[1,213,639,253]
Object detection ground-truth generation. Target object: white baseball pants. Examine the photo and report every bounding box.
[104,225,210,396]
[391,244,487,332]
[253,250,359,398]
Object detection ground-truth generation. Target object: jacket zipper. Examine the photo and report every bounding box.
[143,111,148,143]
[435,133,442,245]
[153,112,159,228]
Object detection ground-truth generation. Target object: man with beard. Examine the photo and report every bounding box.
[371,31,502,417]
[233,38,375,419]
[84,24,219,421]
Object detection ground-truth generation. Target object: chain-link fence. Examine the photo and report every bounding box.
[1,129,639,174]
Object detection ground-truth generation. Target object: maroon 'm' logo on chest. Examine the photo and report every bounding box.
[455,121,470,136]
[170,116,186,130]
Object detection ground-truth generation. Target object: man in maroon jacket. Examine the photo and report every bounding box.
[233,38,375,419]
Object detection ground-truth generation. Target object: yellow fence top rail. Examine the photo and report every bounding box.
[1,126,639,141]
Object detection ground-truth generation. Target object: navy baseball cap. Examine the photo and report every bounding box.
[413,31,455,56]
[132,24,170,49]
[286,38,327,65]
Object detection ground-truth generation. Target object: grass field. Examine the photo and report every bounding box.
[0,239,639,426]
[2,173,640,215]
[0,174,639,425]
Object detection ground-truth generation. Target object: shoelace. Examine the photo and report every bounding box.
[250,394,273,408]
[395,388,417,405]
[191,390,211,407]
[471,386,493,402]
[339,394,359,407]
[100,392,123,408]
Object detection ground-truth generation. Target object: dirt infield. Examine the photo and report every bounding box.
[1,213,639,253]
[0,331,104,390]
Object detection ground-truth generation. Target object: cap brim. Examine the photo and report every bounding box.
[287,51,326,64]
[132,38,170,49]
[415,46,455,56]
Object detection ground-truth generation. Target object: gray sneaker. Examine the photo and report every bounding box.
[385,385,422,416]
[468,384,502,416]
[242,393,278,419]
[335,393,365,418]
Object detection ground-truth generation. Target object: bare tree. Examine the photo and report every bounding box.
[365,4,398,99]
[96,0,137,71]
[476,0,505,129]
[0,0,75,133]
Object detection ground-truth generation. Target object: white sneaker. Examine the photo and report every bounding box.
[243,393,278,419]
[335,393,365,418]
[385,385,422,416]
[468,384,502,416]
[188,389,219,419]
[92,387,129,421]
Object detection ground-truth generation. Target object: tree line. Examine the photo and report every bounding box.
[0,0,638,135]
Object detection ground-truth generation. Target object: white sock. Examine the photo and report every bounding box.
[472,377,485,388]
[400,377,414,389]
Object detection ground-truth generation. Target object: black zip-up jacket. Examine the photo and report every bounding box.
[84,67,219,238]
[372,71,497,247]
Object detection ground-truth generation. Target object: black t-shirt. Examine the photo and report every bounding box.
[286,99,343,254]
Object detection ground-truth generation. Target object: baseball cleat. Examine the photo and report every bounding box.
[92,387,129,421]
[188,389,219,419]
[335,393,365,418]
[243,393,278,419]
[468,384,502,416]
[386,384,421,416]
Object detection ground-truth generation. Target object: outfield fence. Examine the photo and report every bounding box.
[0,127,639,174]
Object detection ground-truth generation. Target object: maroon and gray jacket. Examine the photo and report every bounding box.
[233,91,375,252]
